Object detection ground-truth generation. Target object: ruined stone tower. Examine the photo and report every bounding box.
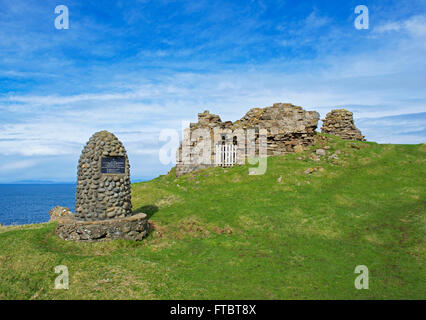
[321,109,364,141]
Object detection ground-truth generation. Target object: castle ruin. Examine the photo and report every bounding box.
[176,103,320,176]
[176,103,364,177]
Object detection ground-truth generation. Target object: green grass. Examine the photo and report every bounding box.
[0,134,425,299]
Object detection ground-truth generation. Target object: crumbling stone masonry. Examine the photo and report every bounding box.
[176,103,320,176]
[321,109,365,141]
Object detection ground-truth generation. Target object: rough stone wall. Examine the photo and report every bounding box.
[321,109,364,141]
[176,103,320,176]
[235,103,320,155]
[55,213,149,241]
[75,131,132,221]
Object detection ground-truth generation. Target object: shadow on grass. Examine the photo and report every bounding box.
[133,205,159,219]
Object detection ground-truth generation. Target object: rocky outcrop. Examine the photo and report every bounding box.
[75,131,132,221]
[49,206,74,222]
[321,109,364,141]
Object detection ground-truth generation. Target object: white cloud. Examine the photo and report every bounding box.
[0,159,38,171]
[405,15,426,37]
[357,113,426,144]
[6,92,146,106]
[375,15,426,37]
[375,22,402,33]
[1,51,425,159]
[304,11,331,29]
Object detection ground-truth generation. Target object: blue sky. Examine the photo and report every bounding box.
[0,0,425,183]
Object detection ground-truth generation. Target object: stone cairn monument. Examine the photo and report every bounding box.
[55,131,149,241]
[321,109,365,141]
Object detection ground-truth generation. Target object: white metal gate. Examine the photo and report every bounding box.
[215,144,237,167]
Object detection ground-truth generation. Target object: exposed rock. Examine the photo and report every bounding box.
[49,206,75,222]
[310,155,321,162]
[304,167,324,174]
[316,149,326,156]
[304,167,315,174]
[321,109,365,141]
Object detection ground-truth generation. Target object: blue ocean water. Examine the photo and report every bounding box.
[0,184,76,226]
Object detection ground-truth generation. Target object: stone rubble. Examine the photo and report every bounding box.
[315,149,326,156]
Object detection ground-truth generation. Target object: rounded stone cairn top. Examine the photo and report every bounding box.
[75,131,132,221]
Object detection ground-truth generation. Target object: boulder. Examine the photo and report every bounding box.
[49,206,75,222]
[316,149,326,156]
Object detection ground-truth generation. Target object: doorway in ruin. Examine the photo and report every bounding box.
[215,135,237,167]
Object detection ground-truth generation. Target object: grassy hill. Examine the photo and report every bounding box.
[0,134,424,299]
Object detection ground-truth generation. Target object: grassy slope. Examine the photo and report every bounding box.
[0,134,424,299]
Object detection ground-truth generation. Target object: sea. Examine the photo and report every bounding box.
[0,184,76,226]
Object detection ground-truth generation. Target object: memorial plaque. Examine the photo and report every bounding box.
[101,156,126,174]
